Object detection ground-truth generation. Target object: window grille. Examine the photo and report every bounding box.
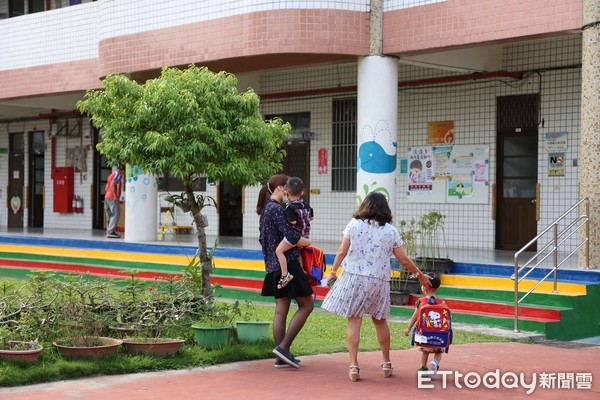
[332,98,357,191]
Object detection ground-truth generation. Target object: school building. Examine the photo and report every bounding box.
[0,0,598,268]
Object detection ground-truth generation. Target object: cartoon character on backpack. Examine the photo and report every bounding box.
[404,273,452,376]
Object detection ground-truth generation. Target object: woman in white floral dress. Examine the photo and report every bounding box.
[322,192,431,382]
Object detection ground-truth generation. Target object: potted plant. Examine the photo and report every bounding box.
[191,301,241,349]
[52,274,122,359]
[118,275,190,357]
[414,210,453,274]
[234,300,271,343]
[0,326,44,363]
[390,218,422,300]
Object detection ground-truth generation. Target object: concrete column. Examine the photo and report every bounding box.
[124,165,158,242]
[579,0,600,269]
[356,56,398,209]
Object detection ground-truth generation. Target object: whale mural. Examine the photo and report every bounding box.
[357,141,397,174]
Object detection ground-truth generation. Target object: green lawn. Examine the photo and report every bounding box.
[0,302,514,387]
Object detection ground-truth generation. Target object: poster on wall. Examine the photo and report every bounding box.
[548,152,565,176]
[433,145,452,178]
[545,132,568,152]
[448,174,473,198]
[427,121,454,145]
[407,147,434,195]
[318,148,328,175]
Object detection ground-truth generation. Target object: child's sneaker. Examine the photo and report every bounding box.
[277,273,294,289]
[428,360,439,378]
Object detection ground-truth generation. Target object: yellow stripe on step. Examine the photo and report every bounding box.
[0,244,265,271]
[441,274,587,296]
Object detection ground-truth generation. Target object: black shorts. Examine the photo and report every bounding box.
[261,258,313,299]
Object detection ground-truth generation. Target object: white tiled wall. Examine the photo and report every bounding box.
[0,35,582,252]
[252,35,582,249]
[0,3,98,71]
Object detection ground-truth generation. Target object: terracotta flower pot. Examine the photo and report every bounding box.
[53,336,122,359]
[121,338,185,357]
[0,341,44,362]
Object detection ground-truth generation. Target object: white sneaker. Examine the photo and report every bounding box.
[428,360,438,378]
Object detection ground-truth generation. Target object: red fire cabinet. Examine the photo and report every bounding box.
[53,167,74,213]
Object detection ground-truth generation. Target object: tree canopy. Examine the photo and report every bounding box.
[77,65,290,187]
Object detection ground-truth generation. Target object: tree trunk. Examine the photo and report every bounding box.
[184,184,213,299]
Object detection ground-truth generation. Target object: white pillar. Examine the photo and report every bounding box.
[356,56,398,209]
[124,165,158,242]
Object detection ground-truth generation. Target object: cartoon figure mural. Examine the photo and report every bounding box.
[409,160,423,184]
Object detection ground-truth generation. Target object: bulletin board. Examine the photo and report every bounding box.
[446,145,489,204]
[406,145,489,204]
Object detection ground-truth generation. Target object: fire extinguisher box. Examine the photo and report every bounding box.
[53,167,74,213]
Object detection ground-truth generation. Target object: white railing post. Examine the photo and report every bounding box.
[553,223,558,293]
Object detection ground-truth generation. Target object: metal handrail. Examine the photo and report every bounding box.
[513,197,590,332]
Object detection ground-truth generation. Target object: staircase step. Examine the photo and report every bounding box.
[441,274,587,295]
[406,295,564,321]
[435,285,580,308]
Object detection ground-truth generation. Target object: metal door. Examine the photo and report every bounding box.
[28,131,45,227]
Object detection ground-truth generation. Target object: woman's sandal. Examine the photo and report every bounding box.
[349,365,360,382]
[382,361,393,378]
[277,273,294,289]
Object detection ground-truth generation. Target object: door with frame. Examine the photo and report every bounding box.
[495,94,539,251]
[281,140,311,204]
[92,128,112,230]
[8,132,25,228]
[28,131,45,228]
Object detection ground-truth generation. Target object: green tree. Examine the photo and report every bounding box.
[78,65,290,298]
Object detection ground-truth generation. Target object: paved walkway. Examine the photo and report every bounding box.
[1,342,598,400]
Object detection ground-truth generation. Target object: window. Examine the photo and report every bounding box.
[332,98,357,191]
[265,112,310,140]
[157,173,206,192]
[9,0,44,17]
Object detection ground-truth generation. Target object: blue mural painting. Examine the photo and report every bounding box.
[357,141,397,174]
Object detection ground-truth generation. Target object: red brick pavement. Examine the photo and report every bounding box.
[0,342,598,400]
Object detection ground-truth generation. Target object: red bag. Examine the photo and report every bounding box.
[300,246,326,287]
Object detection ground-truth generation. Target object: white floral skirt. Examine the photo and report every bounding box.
[321,271,390,320]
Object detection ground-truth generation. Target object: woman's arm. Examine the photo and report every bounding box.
[327,236,350,284]
[273,205,302,246]
[393,245,432,287]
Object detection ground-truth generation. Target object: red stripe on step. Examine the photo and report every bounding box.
[1,260,333,300]
[408,295,561,321]
[0,260,178,281]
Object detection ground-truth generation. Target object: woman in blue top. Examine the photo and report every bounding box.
[256,174,314,369]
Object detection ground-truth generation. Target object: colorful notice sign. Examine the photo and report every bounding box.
[427,121,454,145]
[548,152,565,177]
[408,147,434,194]
[545,132,568,152]
[433,146,452,179]
[448,174,473,198]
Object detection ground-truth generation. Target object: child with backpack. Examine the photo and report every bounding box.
[274,177,314,289]
[404,273,452,378]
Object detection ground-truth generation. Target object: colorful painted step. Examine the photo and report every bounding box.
[0,235,598,341]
